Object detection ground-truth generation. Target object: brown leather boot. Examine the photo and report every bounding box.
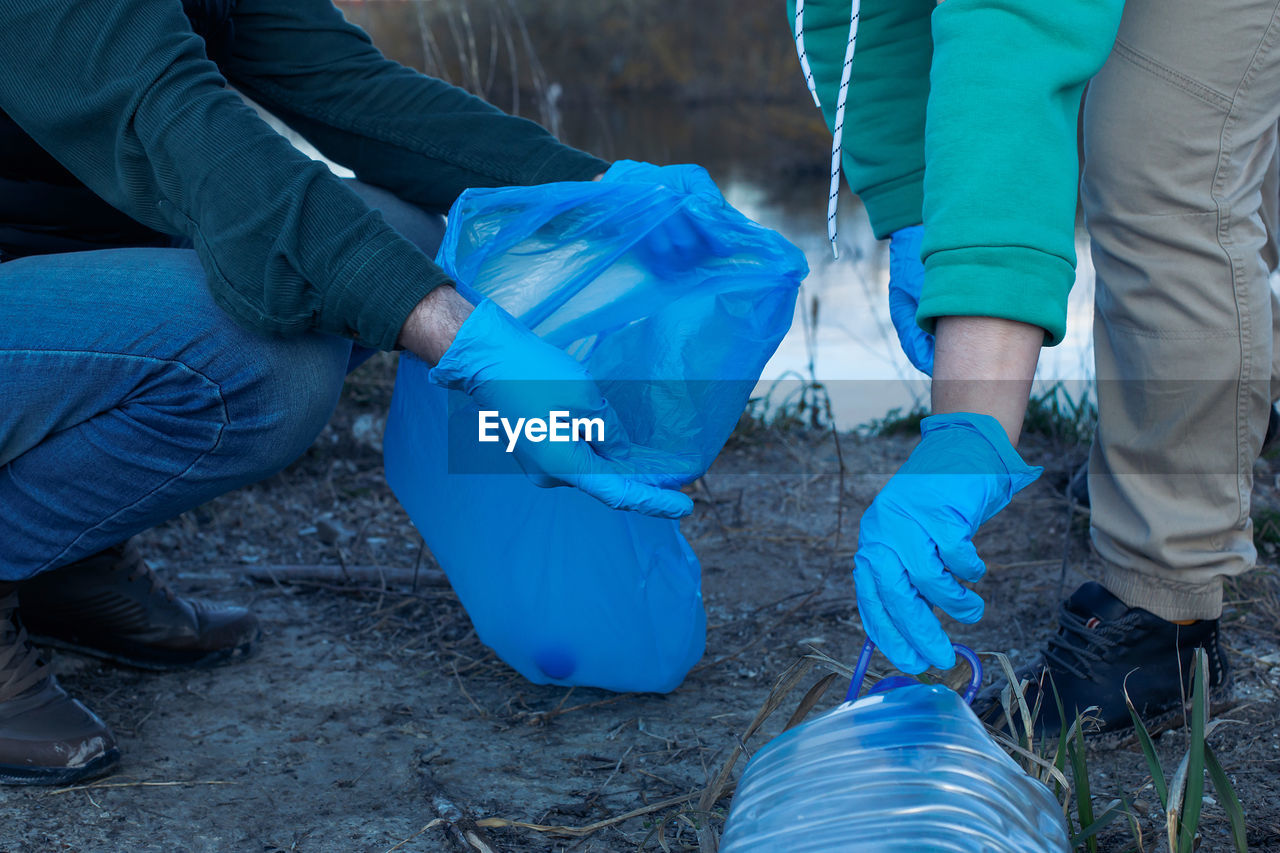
[19,539,260,671]
[0,583,119,785]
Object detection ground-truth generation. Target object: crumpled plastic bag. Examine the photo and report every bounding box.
[383,162,808,692]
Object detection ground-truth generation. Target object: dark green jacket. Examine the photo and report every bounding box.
[789,0,1125,345]
[0,0,605,350]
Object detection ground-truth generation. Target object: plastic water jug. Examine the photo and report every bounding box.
[720,641,1070,852]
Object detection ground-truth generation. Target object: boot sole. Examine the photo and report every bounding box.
[0,747,121,787]
[1088,681,1235,749]
[29,632,258,673]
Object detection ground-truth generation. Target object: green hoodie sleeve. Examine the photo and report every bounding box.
[917,0,1125,345]
[786,0,935,239]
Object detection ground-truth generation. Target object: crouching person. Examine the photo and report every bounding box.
[0,0,690,784]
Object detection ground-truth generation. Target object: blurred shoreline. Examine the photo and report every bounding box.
[335,0,830,171]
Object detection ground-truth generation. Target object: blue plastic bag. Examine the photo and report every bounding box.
[383,162,807,693]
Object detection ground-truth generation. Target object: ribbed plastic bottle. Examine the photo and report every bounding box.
[720,642,1069,853]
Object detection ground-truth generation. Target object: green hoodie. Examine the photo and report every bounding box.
[789,0,1125,345]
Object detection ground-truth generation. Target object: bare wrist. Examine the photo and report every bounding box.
[931,316,1043,445]
[397,284,475,364]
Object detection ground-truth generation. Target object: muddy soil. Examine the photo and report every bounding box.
[2,354,1278,853]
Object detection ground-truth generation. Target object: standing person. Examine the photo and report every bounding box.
[0,0,692,784]
[793,0,1277,734]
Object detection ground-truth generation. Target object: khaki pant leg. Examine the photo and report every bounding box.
[1261,136,1280,401]
[1082,0,1280,620]
[1262,141,1279,274]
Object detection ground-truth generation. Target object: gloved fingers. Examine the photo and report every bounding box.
[911,566,985,626]
[936,535,987,583]
[676,165,723,200]
[913,331,935,374]
[887,286,934,376]
[887,286,918,327]
[876,559,959,671]
[512,418,687,491]
[856,540,956,672]
[580,443,692,496]
[610,444,695,489]
[604,161,722,201]
[641,211,712,267]
[589,398,634,459]
[574,473,694,518]
[888,524,985,625]
[853,550,931,675]
[898,326,935,376]
[515,444,692,517]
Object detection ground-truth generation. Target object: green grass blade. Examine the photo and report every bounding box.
[1121,796,1145,852]
[1166,747,1191,853]
[987,732,1073,792]
[1051,678,1071,802]
[1124,675,1169,810]
[1178,648,1208,853]
[1205,743,1248,852]
[1071,798,1133,848]
[1068,717,1096,853]
[991,652,1036,765]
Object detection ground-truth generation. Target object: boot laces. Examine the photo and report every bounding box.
[0,589,51,702]
[113,542,177,603]
[1042,602,1138,682]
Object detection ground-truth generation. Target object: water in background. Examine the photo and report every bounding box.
[327,4,1097,429]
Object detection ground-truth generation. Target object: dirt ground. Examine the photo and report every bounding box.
[3,354,1280,853]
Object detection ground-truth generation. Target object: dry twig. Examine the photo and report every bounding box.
[236,564,450,587]
[45,779,233,796]
[416,754,499,852]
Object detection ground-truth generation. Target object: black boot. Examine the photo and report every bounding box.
[978,582,1228,737]
[20,539,260,671]
[0,583,119,785]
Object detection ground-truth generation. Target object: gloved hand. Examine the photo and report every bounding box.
[602,160,722,264]
[429,298,694,519]
[888,225,934,375]
[853,412,1042,673]
[601,159,723,200]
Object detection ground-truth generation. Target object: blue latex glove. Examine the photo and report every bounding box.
[602,159,723,200]
[602,160,722,263]
[429,299,694,519]
[853,412,1042,673]
[888,225,935,375]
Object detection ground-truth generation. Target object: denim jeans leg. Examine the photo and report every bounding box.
[0,248,352,578]
[0,184,444,578]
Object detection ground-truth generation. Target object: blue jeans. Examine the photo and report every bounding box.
[0,181,443,579]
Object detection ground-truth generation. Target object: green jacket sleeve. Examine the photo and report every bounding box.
[786,0,934,239]
[219,0,607,214]
[917,0,1125,345]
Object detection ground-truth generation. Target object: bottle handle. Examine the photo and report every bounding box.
[846,638,983,705]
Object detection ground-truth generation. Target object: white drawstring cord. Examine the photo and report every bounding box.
[794,0,860,259]
[794,0,822,108]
